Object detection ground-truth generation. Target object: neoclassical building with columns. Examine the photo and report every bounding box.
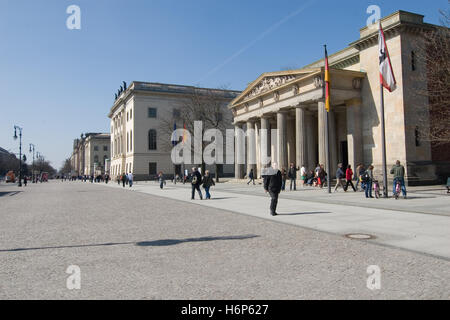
[229,10,449,185]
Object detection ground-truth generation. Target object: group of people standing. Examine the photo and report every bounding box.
[261,160,407,215]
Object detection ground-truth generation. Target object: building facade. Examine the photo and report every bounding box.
[229,11,449,185]
[108,82,240,181]
[70,133,111,176]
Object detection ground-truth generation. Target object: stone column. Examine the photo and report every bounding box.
[287,117,296,166]
[305,112,316,170]
[255,121,261,178]
[260,116,271,171]
[318,101,327,167]
[234,122,245,179]
[270,118,277,165]
[346,100,363,172]
[329,109,338,175]
[246,120,256,177]
[295,106,306,167]
[277,111,288,169]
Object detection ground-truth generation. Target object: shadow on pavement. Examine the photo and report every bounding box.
[0,235,259,252]
[0,191,22,197]
[136,235,259,247]
[277,211,331,216]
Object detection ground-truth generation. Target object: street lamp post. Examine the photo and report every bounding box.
[29,144,35,183]
[13,126,23,187]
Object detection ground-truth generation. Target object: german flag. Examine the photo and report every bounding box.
[324,45,330,112]
[182,123,188,144]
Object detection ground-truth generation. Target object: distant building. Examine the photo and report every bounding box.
[70,133,110,176]
[108,82,240,180]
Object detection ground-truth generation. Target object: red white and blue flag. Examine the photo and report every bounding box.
[379,22,396,92]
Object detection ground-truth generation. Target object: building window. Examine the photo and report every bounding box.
[127,132,129,152]
[149,162,157,175]
[415,127,421,146]
[103,155,107,164]
[127,112,129,122]
[130,130,133,152]
[411,51,416,71]
[103,145,108,151]
[148,129,157,150]
[148,107,157,118]
[173,108,180,119]
[94,155,99,163]
[130,109,132,120]
[94,146,99,151]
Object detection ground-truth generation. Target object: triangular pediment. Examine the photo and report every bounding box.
[230,68,320,107]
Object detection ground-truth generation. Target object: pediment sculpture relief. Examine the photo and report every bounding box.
[246,75,296,100]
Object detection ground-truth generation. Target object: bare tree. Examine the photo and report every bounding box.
[411,7,450,147]
[159,86,236,182]
[60,158,73,175]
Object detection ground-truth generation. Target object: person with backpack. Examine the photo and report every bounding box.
[190,167,203,200]
[355,164,365,191]
[202,170,215,199]
[334,163,346,192]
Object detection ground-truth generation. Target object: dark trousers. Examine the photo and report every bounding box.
[191,184,203,199]
[269,191,279,214]
[345,179,356,191]
[365,181,373,198]
[290,178,296,190]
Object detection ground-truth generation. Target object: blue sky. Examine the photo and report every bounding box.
[0,0,447,169]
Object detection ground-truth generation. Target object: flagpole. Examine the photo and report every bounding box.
[378,21,389,198]
[324,45,331,194]
[380,82,388,198]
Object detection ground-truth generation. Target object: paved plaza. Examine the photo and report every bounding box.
[0,180,449,299]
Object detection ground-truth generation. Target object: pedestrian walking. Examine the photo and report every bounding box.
[317,164,327,188]
[190,167,203,200]
[300,165,307,187]
[281,167,287,191]
[364,165,374,198]
[334,163,346,192]
[344,165,357,192]
[263,163,282,216]
[247,169,255,185]
[288,163,299,191]
[390,160,407,198]
[23,176,27,186]
[202,170,215,199]
[122,173,127,188]
[158,171,165,189]
[127,172,133,187]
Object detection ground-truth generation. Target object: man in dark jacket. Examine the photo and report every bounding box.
[334,163,346,192]
[190,167,203,200]
[263,163,283,216]
[287,163,299,191]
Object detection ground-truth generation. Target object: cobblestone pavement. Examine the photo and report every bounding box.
[0,181,449,299]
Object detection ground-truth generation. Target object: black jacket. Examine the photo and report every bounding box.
[191,171,202,186]
[263,170,282,194]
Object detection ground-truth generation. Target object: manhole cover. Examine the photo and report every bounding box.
[345,233,375,240]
